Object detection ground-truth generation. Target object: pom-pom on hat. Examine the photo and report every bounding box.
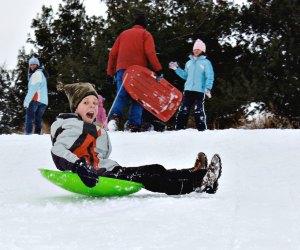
[28,57,40,66]
[134,13,148,28]
[193,39,206,53]
[58,82,98,112]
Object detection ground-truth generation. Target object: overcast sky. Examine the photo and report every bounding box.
[0,0,245,70]
[0,0,107,69]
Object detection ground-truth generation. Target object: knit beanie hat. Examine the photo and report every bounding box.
[193,39,206,53]
[28,57,40,66]
[58,82,98,112]
[134,13,147,28]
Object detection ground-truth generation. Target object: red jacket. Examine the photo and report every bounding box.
[107,25,162,76]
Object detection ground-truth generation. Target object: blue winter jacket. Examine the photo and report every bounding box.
[24,68,48,106]
[175,55,214,93]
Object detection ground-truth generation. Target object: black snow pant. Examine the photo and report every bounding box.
[175,91,207,131]
[100,164,207,195]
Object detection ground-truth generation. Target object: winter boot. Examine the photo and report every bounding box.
[124,120,141,132]
[190,152,208,172]
[108,114,120,131]
[197,154,222,194]
[151,120,167,132]
[141,121,154,132]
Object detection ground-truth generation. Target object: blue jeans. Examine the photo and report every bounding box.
[109,69,143,126]
[25,101,47,135]
[175,91,207,131]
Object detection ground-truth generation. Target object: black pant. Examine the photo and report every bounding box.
[175,91,206,131]
[100,164,207,195]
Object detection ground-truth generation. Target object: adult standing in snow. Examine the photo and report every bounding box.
[106,13,163,132]
[169,39,214,131]
[23,57,48,135]
[50,82,222,195]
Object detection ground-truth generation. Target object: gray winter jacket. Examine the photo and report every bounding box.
[50,113,119,171]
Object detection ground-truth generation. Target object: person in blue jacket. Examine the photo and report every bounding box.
[169,39,214,131]
[23,57,48,135]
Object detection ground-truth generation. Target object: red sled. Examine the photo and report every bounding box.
[122,65,182,122]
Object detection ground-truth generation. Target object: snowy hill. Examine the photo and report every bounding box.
[0,129,299,250]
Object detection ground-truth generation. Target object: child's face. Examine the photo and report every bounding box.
[75,95,98,123]
[193,49,202,57]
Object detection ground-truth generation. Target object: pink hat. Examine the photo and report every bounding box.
[193,39,206,53]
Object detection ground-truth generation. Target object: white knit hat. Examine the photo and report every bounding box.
[193,39,206,53]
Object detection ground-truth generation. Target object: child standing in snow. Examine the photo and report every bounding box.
[169,39,214,131]
[50,82,222,195]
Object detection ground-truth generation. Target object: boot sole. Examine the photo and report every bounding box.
[205,154,222,194]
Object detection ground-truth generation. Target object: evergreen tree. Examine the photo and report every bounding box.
[0,64,24,134]
[0,66,13,134]
[5,0,298,133]
[15,0,109,126]
[102,0,240,127]
[238,0,300,126]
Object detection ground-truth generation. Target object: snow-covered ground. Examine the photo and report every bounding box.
[0,129,299,250]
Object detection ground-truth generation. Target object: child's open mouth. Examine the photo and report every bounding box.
[86,111,94,119]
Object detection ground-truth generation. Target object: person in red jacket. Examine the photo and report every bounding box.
[107,13,163,132]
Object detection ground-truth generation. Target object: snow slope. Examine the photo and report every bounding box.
[0,129,299,250]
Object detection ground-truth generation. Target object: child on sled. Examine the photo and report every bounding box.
[50,82,222,195]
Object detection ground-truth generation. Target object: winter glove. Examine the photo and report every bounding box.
[205,89,212,99]
[72,158,99,187]
[106,75,115,85]
[23,101,29,108]
[155,70,164,82]
[169,61,179,71]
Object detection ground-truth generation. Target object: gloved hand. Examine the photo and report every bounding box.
[155,70,164,82]
[106,75,115,85]
[205,89,212,99]
[23,101,29,108]
[169,61,179,71]
[72,158,99,187]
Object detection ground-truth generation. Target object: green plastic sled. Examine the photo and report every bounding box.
[39,169,143,197]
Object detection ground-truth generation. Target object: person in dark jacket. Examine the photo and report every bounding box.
[106,14,163,132]
[50,82,222,195]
